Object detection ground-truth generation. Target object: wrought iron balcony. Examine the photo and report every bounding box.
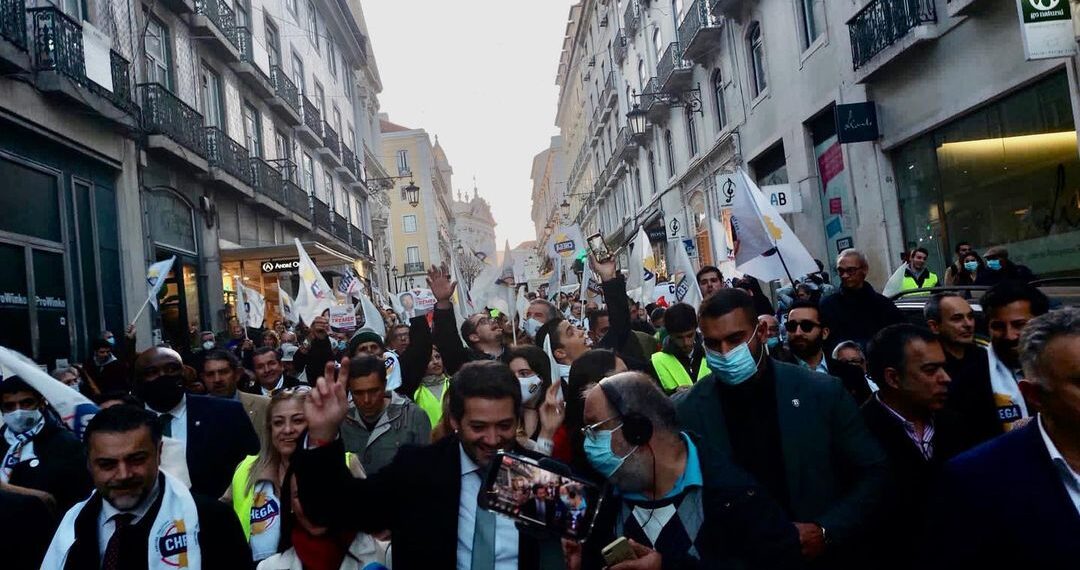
[623,0,641,36]
[679,0,724,63]
[250,157,285,205]
[658,43,693,93]
[613,31,628,64]
[29,7,138,118]
[311,196,332,233]
[404,262,426,275]
[1,0,27,52]
[849,0,936,71]
[233,26,273,97]
[340,146,360,180]
[615,127,639,162]
[602,70,617,109]
[267,66,301,124]
[205,126,252,185]
[332,212,349,243]
[297,96,322,146]
[284,180,310,220]
[193,0,239,55]
[350,225,364,253]
[320,121,341,159]
[140,83,207,158]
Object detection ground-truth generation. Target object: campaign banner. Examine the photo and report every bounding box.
[391,288,437,320]
[546,225,586,261]
[328,304,357,331]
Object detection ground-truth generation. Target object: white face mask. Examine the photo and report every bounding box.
[518,375,543,404]
[2,409,43,434]
[523,318,543,337]
[202,340,215,351]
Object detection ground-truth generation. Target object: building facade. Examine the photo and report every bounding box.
[452,186,497,261]
[542,0,1080,287]
[380,116,455,292]
[531,135,565,259]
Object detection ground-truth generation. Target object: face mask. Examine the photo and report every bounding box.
[705,326,763,386]
[202,340,215,351]
[556,363,571,381]
[963,261,979,272]
[518,375,543,404]
[583,428,638,478]
[2,409,42,434]
[106,337,115,347]
[766,337,780,350]
[986,259,1002,271]
[135,374,185,412]
[522,318,542,338]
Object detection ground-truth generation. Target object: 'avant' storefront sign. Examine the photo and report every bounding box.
[261,259,300,273]
[1016,0,1076,61]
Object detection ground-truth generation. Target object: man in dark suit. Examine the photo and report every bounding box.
[243,346,304,396]
[43,405,252,568]
[820,249,905,353]
[294,360,565,569]
[520,484,564,527]
[862,324,972,570]
[132,347,260,497]
[780,300,873,404]
[0,488,55,569]
[677,289,888,569]
[923,308,1080,569]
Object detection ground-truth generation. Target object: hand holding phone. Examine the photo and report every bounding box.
[602,537,637,566]
[586,232,613,263]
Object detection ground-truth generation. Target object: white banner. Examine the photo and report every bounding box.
[546,225,586,261]
[292,238,334,325]
[1016,0,1076,60]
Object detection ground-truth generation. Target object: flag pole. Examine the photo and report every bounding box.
[129,294,154,328]
[508,285,517,346]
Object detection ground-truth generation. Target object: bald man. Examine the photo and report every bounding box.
[132,347,259,497]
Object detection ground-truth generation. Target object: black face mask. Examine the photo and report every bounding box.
[135,374,185,412]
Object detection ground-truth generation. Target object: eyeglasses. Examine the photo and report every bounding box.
[785,320,821,333]
[838,358,865,367]
[836,266,862,276]
[279,386,313,395]
[581,416,622,440]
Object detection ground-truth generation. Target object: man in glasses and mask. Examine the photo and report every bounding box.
[677,289,887,569]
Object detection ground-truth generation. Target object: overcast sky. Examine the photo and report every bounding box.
[362,1,570,250]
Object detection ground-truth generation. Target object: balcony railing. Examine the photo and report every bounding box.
[301,97,322,134]
[30,7,137,115]
[284,180,310,219]
[404,262,426,274]
[205,126,252,184]
[350,225,365,252]
[657,42,692,91]
[2,0,27,50]
[613,31,627,64]
[321,121,340,157]
[251,157,284,204]
[235,27,271,80]
[140,83,207,157]
[640,77,659,112]
[342,146,360,178]
[849,0,936,70]
[602,70,616,107]
[311,196,332,233]
[332,212,349,243]
[269,66,300,113]
[678,0,724,61]
[623,0,641,36]
[193,0,238,50]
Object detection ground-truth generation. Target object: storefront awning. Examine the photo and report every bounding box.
[219,241,355,268]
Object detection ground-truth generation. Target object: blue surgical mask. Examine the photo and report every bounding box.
[522,318,542,338]
[704,325,764,386]
[963,261,979,272]
[583,428,637,478]
[986,259,1002,271]
[766,337,780,350]
[106,337,115,346]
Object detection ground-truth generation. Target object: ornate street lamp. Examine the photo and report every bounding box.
[560,198,571,220]
[404,180,420,207]
[627,101,648,137]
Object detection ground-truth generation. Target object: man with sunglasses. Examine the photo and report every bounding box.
[820,249,905,354]
[783,301,873,404]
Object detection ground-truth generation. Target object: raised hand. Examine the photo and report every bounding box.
[427,263,457,308]
[304,357,350,445]
[590,254,617,283]
[538,379,566,440]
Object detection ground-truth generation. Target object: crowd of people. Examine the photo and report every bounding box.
[1,244,1077,569]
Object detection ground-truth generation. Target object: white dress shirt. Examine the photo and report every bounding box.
[260,376,285,397]
[97,478,161,560]
[1037,414,1080,516]
[457,445,518,570]
[147,395,188,451]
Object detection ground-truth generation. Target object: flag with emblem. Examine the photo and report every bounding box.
[279,286,295,323]
[629,226,657,304]
[671,239,703,309]
[292,238,334,325]
[494,240,516,287]
[238,280,265,328]
[338,266,360,300]
[146,256,176,310]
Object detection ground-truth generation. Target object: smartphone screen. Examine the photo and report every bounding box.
[586,233,612,263]
[479,452,602,541]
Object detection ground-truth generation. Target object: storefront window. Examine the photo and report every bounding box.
[894,71,1080,277]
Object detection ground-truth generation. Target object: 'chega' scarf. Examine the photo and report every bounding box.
[1,414,45,482]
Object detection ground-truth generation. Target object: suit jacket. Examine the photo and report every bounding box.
[58,473,253,569]
[293,436,562,569]
[0,489,56,570]
[240,374,303,396]
[236,390,270,435]
[394,315,435,398]
[922,421,1080,569]
[184,394,261,498]
[0,420,93,512]
[520,497,565,528]
[860,399,971,570]
[676,361,888,559]
[942,345,1001,447]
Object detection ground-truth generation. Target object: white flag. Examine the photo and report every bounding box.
[240,282,265,328]
[629,226,657,305]
[494,240,516,287]
[146,256,176,310]
[546,224,586,262]
[545,257,562,301]
[722,169,817,283]
[671,239,704,310]
[292,238,334,325]
[279,286,296,323]
[579,258,592,303]
[234,276,248,328]
[516,286,529,323]
[357,291,386,339]
[0,347,97,438]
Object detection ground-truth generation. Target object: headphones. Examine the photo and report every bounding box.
[599,382,653,446]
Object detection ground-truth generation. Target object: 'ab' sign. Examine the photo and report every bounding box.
[761,184,802,214]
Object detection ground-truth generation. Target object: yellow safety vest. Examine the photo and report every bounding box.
[230,452,353,539]
[901,271,939,295]
[651,351,711,393]
[414,376,450,428]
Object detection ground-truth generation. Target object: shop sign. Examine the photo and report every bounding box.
[261,258,300,273]
[761,184,802,214]
[835,102,879,144]
[646,225,668,243]
[1016,0,1076,61]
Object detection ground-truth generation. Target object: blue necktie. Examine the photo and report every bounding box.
[471,504,497,570]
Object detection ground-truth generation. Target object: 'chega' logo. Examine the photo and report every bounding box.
[250,492,280,534]
[154,520,190,567]
[674,275,689,301]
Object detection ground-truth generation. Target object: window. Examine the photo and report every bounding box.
[143,15,172,89]
[199,64,224,127]
[402,215,417,233]
[333,107,342,137]
[235,2,248,30]
[647,151,657,195]
[343,69,353,99]
[637,60,646,91]
[314,82,325,114]
[664,130,675,176]
[671,0,683,31]
[798,0,825,49]
[712,69,727,131]
[274,129,290,167]
[347,126,355,150]
[748,23,768,96]
[323,170,333,203]
[633,167,643,207]
[243,101,262,158]
[307,1,319,52]
[291,52,305,94]
[686,106,699,157]
[265,20,281,69]
[653,29,663,58]
[397,150,409,175]
[406,246,421,264]
[328,39,337,78]
[302,153,315,194]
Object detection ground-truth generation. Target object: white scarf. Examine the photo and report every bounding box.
[987,344,1029,430]
[42,471,202,569]
[1,415,45,482]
